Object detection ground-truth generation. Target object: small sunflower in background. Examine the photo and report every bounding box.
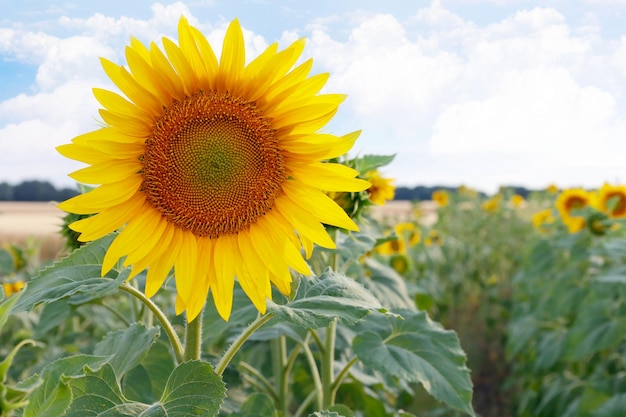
[511,194,524,208]
[546,184,559,194]
[555,188,595,233]
[597,183,626,219]
[365,170,395,205]
[57,17,370,321]
[2,281,25,297]
[481,197,500,213]
[532,209,555,232]
[432,190,449,207]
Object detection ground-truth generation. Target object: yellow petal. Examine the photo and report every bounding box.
[163,37,199,96]
[174,231,199,306]
[92,88,152,124]
[125,46,172,106]
[212,234,236,320]
[69,159,142,184]
[98,109,151,138]
[188,25,219,91]
[56,143,109,165]
[283,180,358,231]
[280,131,361,160]
[145,226,182,298]
[149,41,186,101]
[59,176,141,214]
[217,19,245,93]
[100,58,163,116]
[71,193,146,242]
[237,231,270,313]
[287,161,370,192]
[178,16,210,91]
[273,197,336,249]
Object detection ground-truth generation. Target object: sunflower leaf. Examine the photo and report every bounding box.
[65,360,225,417]
[11,265,129,313]
[93,323,160,379]
[267,269,383,329]
[23,354,111,417]
[140,360,226,417]
[353,310,475,417]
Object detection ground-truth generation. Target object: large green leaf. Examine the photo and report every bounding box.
[141,360,226,417]
[358,258,416,310]
[23,355,111,417]
[352,154,396,174]
[267,269,383,329]
[12,234,118,312]
[66,360,225,417]
[122,341,175,403]
[94,323,160,379]
[65,364,148,417]
[353,310,474,416]
[11,265,128,313]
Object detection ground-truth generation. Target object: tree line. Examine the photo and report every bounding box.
[394,185,533,201]
[0,180,79,202]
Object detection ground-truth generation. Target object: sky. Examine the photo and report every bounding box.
[2,0,626,194]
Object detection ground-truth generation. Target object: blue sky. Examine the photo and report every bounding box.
[2,0,626,193]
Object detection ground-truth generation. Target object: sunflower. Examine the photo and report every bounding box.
[555,188,594,218]
[481,198,499,213]
[532,209,555,230]
[555,188,594,233]
[366,171,395,205]
[2,281,25,298]
[432,190,449,207]
[597,183,626,218]
[511,194,524,208]
[57,17,370,321]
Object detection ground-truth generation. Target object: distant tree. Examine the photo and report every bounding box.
[0,182,13,201]
[13,180,57,201]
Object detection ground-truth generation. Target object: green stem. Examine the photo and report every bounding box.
[272,336,288,415]
[331,356,359,396]
[239,361,278,403]
[119,283,184,364]
[215,313,274,376]
[184,311,203,361]
[302,338,324,411]
[321,318,337,409]
[293,390,318,417]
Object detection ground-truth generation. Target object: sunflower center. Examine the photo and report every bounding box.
[142,91,284,238]
[565,197,587,213]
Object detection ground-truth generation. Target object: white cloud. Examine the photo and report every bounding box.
[2,1,626,193]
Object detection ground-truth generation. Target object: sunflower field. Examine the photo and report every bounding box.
[3,15,626,417]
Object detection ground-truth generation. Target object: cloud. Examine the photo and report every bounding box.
[1,1,626,193]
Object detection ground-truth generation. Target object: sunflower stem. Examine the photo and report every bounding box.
[321,318,337,409]
[215,312,274,376]
[272,336,289,415]
[119,283,184,364]
[184,310,203,361]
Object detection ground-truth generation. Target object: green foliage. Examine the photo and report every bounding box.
[507,213,626,416]
[353,310,474,416]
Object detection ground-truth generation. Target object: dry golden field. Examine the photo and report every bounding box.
[0,202,67,261]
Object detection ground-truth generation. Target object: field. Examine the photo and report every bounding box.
[3,189,626,417]
[0,202,67,261]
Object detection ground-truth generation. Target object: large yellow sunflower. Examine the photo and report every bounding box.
[57,17,370,321]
